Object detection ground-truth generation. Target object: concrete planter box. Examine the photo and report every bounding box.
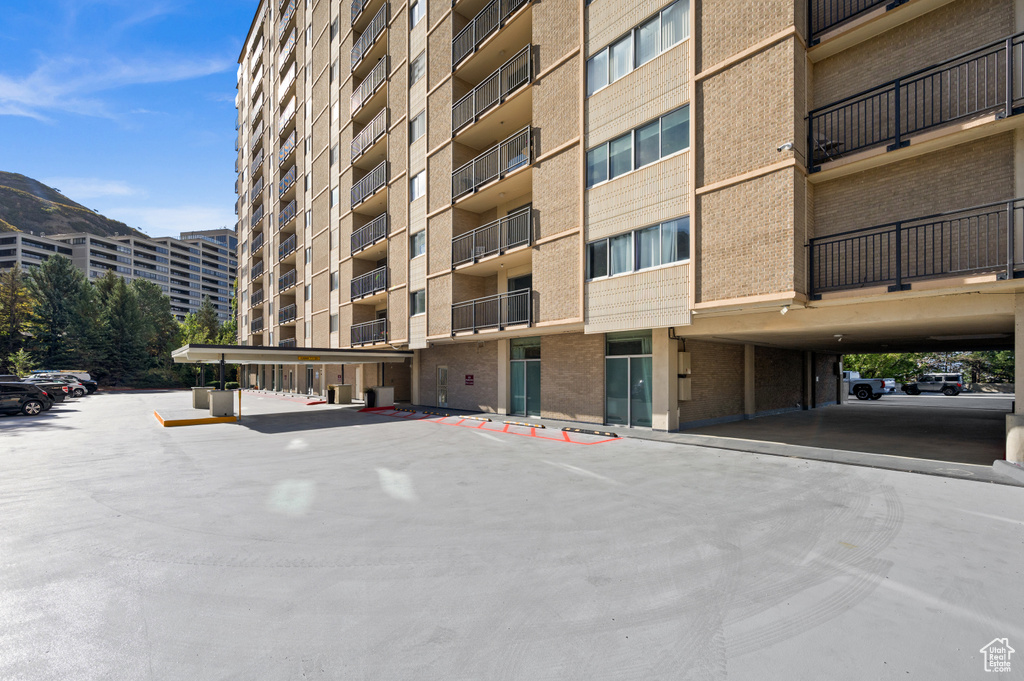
[208,390,236,417]
[192,386,212,409]
[327,384,353,404]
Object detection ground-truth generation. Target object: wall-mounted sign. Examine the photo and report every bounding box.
[297,356,320,361]
[465,375,474,385]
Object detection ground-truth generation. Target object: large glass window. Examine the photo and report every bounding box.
[410,110,426,142]
[586,105,689,188]
[661,216,690,263]
[661,0,688,48]
[661,106,690,156]
[635,16,660,67]
[586,145,608,188]
[609,233,632,276]
[410,170,426,201]
[635,225,661,270]
[410,289,425,315]
[410,0,425,27]
[585,216,690,280]
[586,50,608,96]
[609,35,632,82]
[410,230,426,257]
[635,120,660,169]
[586,239,608,279]
[410,51,426,84]
[608,133,632,179]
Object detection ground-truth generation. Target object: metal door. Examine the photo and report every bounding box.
[437,366,448,408]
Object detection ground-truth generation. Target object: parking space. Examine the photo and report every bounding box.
[685,393,1011,466]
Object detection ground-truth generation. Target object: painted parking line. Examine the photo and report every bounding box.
[365,409,619,445]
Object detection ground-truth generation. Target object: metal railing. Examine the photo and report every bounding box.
[278,62,296,104]
[351,56,388,116]
[452,126,531,199]
[351,318,387,345]
[351,160,388,208]
[278,199,297,230]
[251,94,264,122]
[808,198,1024,297]
[452,0,528,68]
[351,0,367,25]
[249,177,264,204]
[278,0,295,41]
[352,108,388,162]
[250,261,264,280]
[279,165,297,197]
[808,0,891,43]
[250,121,264,150]
[351,265,387,299]
[352,213,388,253]
[279,338,296,347]
[279,130,296,165]
[352,3,389,72]
[278,304,297,323]
[251,233,264,254]
[250,38,265,68]
[249,69,263,98]
[251,205,265,228]
[279,269,298,292]
[453,45,531,133]
[279,96,296,135]
[251,317,264,333]
[279,234,297,260]
[251,149,265,175]
[251,288,264,307]
[808,32,1024,170]
[452,205,531,267]
[279,29,296,72]
[451,288,531,333]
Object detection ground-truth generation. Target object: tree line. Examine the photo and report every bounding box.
[0,255,237,386]
[843,351,1014,385]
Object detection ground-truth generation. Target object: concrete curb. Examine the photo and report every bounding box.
[993,460,1024,484]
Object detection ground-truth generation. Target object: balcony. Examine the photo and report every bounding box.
[452,126,531,208]
[351,318,387,346]
[351,160,388,210]
[279,268,298,292]
[278,200,297,230]
[249,69,264,98]
[279,96,296,136]
[250,121,264,151]
[251,233,265,255]
[251,94,264,123]
[251,317,264,333]
[452,0,529,70]
[250,149,265,175]
[279,165,297,198]
[278,0,295,42]
[251,205,265,228]
[251,288,264,307]
[279,28,296,72]
[351,265,387,301]
[809,33,1024,172]
[250,38,265,69]
[351,56,388,119]
[279,304,297,324]
[351,108,388,164]
[808,0,899,46]
[279,233,297,260]
[351,0,385,29]
[352,3,388,74]
[279,338,296,347]
[808,198,1024,298]
[352,213,388,255]
[250,261,265,281]
[278,61,296,105]
[279,130,297,166]
[249,177,264,204]
[451,288,531,334]
[452,205,531,269]
[452,44,531,136]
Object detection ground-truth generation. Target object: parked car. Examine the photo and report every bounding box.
[0,382,50,416]
[22,378,78,399]
[842,371,894,400]
[31,375,89,397]
[902,374,964,396]
[30,369,91,382]
[40,373,98,394]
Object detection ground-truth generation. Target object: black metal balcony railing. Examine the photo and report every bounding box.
[352,318,387,346]
[351,161,388,208]
[808,198,1024,297]
[279,304,297,324]
[252,288,264,307]
[279,269,298,292]
[278,199,297,230]
[250,177,264,204]
[352,213,388,254]
[351,57,388,116]
[453,0,528,68]
[251,205,265,228]
[279,130,296,165]
[250,261,265,281]
[250,121,264,151]
[251,317,264,333]
[351,265,387,299]
[279,165,297,197]
[453,45,531,133]
[251,233,264,255]
[452,205,531,267]
[250,149,265,175]
[352,108,388,162]
[452,126,531,199]
[279,338,297,347]
[808,32,1024,170]
[452,288,531,334]
[278,0,295,41]
[352,3,388,72]
[279,234,297,260]
[808,0,891,43]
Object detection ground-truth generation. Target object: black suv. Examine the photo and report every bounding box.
[0,382,50,416]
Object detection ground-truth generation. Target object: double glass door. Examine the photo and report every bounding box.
[605,331,652,428]
[510,337,541,417]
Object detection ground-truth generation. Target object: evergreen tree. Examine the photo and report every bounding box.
[131,278,180,359]
[0,268,32,371]
[100,277,148,385]
[216,279,238,345]
[93,270,120,310]
[25,255,94,367]
[180,296,221,346]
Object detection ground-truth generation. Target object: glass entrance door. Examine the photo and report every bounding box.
[437,366,448,407]
[510,360,540,417]
[306,366,315,394]
[604,331,653,428]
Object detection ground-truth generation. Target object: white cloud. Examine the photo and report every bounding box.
[42,177,139,200]
[106,204,236,238]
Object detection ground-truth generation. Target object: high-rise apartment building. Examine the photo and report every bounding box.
[235,0,1024,436]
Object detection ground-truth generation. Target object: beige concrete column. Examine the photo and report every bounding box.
[411,350,421,405]
[744,344,756,417]
[1007,293,1024,464]
[497,339,509,415]
[652,329,679,431]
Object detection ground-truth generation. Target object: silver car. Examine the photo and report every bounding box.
[902,374,963,396]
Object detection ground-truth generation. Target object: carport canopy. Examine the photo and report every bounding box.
[171,344,414,365]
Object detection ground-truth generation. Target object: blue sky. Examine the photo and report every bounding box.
[0,0,257,237]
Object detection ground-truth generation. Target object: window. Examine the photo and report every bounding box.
[330,186,339,207]
[660,106,690,156]
[410,0,425,27]
[305,320,312,338]
[410,170,426,201]
[330,17,339,40]
[330,313,338,332]
[410,51,426,85]
[330,60,337,82]
[410,230,426,257]
[330,144,338,165]
[586,146,608,187]
[585,0,690,96]
[608,133,632,179]
[635,119,660,168]
[410,289,425,315]
[410,110,426,142]
[304,284,311,300]
[305,247,312,264]
[331,271,338,291]
[586,105,690,188]
[585,216,690,279]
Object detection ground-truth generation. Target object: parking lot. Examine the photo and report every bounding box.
[1,391,1023,680]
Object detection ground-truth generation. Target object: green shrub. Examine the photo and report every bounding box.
[225,382,240,390]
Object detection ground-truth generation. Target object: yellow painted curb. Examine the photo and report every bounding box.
[154,411,239,427]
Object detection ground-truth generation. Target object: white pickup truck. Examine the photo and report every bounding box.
[843,371,896,400]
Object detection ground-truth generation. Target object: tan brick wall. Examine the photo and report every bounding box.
[312,269,330,313]
[428,146,452,212]
[532,0,579,73]
[532,57,580,156]
[427,82,452,152]
[388,288,408,339]
[428,211,452,273]
[390,169,410,232]
[428,0,449,28]
[427,17,452,90]
[677,340,745,426]
[382,358,412,401]
[452,272,496,303]
[697,167,797,302]
[390,8,409,71]
[417,341,499,410]
[816,353,840,406]
[427,274,452,335]
[585,263,690,333]
[696,0,793,72]
[586,151,688,241]
[389,227,408,287]
[540,332,604,423]
[533,233,580,322]
[533,146,580,240]
[312,230,329,274]
[754,346,804,412]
